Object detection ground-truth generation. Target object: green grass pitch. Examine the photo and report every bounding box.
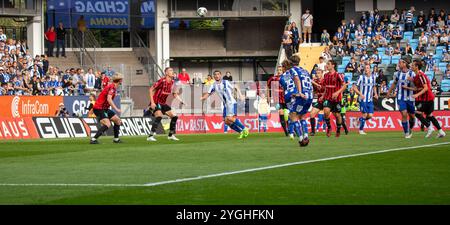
[0,132,449,204]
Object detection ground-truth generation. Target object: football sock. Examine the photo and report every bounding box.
[310,117,316,133]
[169,116,178,137]
[224,124,229,132]
[342,120,348,133]
[280,114,288,135]
[415,113,430,127]
[294,121,303,138]
[427,116,442,130]
[336,122,342,133]
[150,116,162,135]
[401,121,409,134]
[288,120,294,135]
[300,120,308,136]
[325,118,332,129]
[235,119,246,130]
[113,124,120,139]
[359,117,366,131]
[94,125,109,139]
[409,117,415,131]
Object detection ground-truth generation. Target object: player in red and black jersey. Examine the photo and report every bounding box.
[90,74,123,144]
[409,60,446,138]
[267,66,288,136]
[322,60,348,137]
[309,68,325,136]
[147,67,185,142]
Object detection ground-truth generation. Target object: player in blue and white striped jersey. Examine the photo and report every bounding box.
[352,64,378,135]
[387,58,416,138]
[287,55,314,147]
[200,70,249,139]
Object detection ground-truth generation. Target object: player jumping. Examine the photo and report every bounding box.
[200,70,249,139]
[267,66,289,136]
[288,55,313,146]
[387,59,416,138]
[90,74,123,144]
[408,60,446,138]
[322,60,347,137]
[147,67,183,142]
[352,64,378,135]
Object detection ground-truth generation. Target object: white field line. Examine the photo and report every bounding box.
[0,142,448,188]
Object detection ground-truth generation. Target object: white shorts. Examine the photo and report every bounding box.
[223,103,237,117]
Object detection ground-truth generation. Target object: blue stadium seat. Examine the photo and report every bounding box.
[391,55,401,64]
[409,39,419,45]
[342,60,350,67]
[382,56,391,65]
[436,46,446,52]
[342,56,351,62]
[425,71,434,81]
[344,73,353,82]
[439,66,447,73]
[338,65,346,73]
[377,47,385,53]
[438,62,448,68]
[412,16,418,24]
[441,80,450,92]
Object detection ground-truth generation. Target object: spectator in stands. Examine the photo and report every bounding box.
[29,75,41,95]
[355,26,365,41]
[376,69,387,86]
[443,50,450,62]
[94,71,102,91]
[446,14,450,26]
[348,19,357,33]
[334,27,344,44]
[42,55,49,74]
[85,68,96,92]
[320,47,332,62]
[56,22,66,58]
[178,68,191,85]
[416,16,426,31]
[290,22,300,53]
[101,71,110,89]
[320,29,330,46]
[345,57,357,73]
[204,74,214,86]
[0,82,6,95]
[425,53,436,71]
[379,80,388,96]
[317,56,326,71]
[223,71,233,81]
[430,78,441,95]
[0,29,6,42]
[344,41,355,56]
[403,43,414,56]
[392,26,403,40]
[355,44,364,56]
[104,66,115,77]
[438,9,446,21]
[404,7,415,32]
[427,17,436,31]
[282,30,293,59]
[440,32,448,44]
[336,42,345,57]
[192,74,203,85]
[44,26,56,57]
[301,9,313,43]
[371,49,381,64]
[393,42,402,55]
[390,8,400,24]
[437,17,445,29]
[361,50,370,61]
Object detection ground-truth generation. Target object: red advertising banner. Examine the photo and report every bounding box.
[0,96,63,118]
[0,117,40,140]
[177,111,450,134]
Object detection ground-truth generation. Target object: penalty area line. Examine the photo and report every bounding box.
[0,142,448,188]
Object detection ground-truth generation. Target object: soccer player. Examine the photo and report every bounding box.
[267,66,289,136]
[322,60,347,137]
[310,69,325,136]
[147,67,183,142]
[408,60,446,138]
[200,70,249,139]
[352,64,378,135]
[90,74,123,144]
[387,59,416,138]
[288,55,314,146]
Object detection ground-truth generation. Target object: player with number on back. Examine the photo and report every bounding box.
[322,60,347,138]
[387,58,416,138]
[408,60,445,138]
[200,70,249,139]
[352,64,378,135]
[288,55,313,146]
[90,74,123,144]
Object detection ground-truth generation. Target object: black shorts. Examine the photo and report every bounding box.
[154,103,172,114]
[312,101,324,110]
[323,100,342,113]
[415,101,434,115]
[93,109,116,121]
[279,103,287,110]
